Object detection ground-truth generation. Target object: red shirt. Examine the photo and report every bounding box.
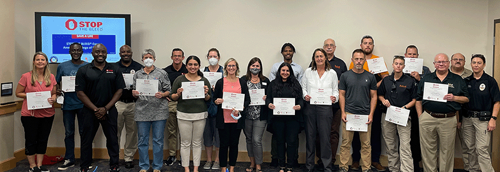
[19,72,56,118]
[223,77,241,123]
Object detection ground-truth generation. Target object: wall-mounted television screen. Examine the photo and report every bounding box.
[35,12,131,64]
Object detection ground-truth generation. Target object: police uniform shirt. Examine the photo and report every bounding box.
[465,73,500,112]
[378,74,417,108]
[417,70,469,113]
[115,60,144,102]
[75,61,126,107]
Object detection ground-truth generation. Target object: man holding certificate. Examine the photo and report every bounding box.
[377,56,417,172]
[301,48,339,172]
[415,53,469,172]
[338,49,378,172]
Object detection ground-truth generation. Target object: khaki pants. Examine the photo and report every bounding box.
[339,113,372,171]
[116,101,138,162]
[456,126,470,170]
[462,117,495,172]
[381,113,413,172]
[419,111,456,172]
[166,101,179,156]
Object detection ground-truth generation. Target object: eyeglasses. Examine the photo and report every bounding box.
[227,65,237,68]
[324,44,335,47]
[451,58,465,62]
[433,61,449,64]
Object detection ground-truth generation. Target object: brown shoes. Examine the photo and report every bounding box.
[371,162,386,171]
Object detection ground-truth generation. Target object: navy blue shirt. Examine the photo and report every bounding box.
[114,60,144,102]
[76,61,126,107]
[417,70,469,113]
[465,73,500,112]
[56,60,89,110]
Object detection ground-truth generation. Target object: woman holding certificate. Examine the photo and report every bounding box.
[301,48,339,172]
[131,49,171,172]
[266,62,303,172]
[171,55,212,172]
[213,58,250,172]
[240,57,270,172]
[462,54,499,172]
[15,52,57,172]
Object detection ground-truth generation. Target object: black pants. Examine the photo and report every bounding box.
[353,104,382,163]
[273,117,300,168]
[305,103,333,171]
[409,107,421,171]
[80,107,119,169]
[218,123,241,167]
[21,116,54,155]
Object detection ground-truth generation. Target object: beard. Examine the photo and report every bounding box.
[363,49,373,55]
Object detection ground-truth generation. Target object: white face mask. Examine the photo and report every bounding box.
[208,58,218,66]
[144,58,154,67]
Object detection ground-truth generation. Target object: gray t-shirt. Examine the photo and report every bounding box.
[338,70,377,115]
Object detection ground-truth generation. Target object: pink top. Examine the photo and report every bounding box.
[223,77,241,123]
[19,72,56,118]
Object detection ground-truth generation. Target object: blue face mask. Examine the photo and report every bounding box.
[231,110,241,120]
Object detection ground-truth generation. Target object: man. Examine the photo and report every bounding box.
[416,53,469,172]
[114,45,143,169]
[76,44,125,172]
[349,35,387,171]
[162,48,188,166]
[268,42,304,167]
[449,53,472,172]
[338,49,378,172]
[404,45,431,172]
[314,38,347,171]
[56,42,88,171]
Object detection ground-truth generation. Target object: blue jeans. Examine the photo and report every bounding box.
[137,120,166,170]
[63,109,84,162]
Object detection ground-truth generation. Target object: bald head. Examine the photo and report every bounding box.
[119,45,133,63]
[92,43,107,64]
[433,53,450,72]
[323,38,336,58]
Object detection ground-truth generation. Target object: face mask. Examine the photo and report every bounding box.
[231,110,241,120]
[250,68,261,75]
[144,58,154,67]
[208,58,218,66]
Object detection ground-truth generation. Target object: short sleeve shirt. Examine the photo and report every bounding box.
[465,73,500,112]
[349,54,390,80]
[19,72,57,117]
[339,70,377,115]
[56,61,88,110]
[133,66,171,121]
[164,64,188,86]
[377,74,417,108]
[417,70,469,113]
[114,60,144,102]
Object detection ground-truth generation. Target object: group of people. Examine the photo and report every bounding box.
[15,35,498,172]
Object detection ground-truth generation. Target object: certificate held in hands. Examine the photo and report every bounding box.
[222,92,245,111]
[423,82,448,102]
[310,88,332,105]
[385,106,410,126]
[273,98,295,115]
[249,89,265,106]
[366,57,388,74]
[403,58,423,74]
[27,91,52,110]
[136,79,158,96]
[346,114,368,132]
[182,81,205,99]
[61,76,76,92]
[123,74,134,89]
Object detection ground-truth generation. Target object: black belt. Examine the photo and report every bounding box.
[119,99,136,103]
[425,110,455,118]
[466,111,491,118]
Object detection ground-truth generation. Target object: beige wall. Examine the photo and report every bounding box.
[12,0,492,157]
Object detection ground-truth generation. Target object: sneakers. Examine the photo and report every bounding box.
[38,166,49,172]
[29,167,41,172]
[109,165,120,172]
[339,167,348,172]
[203,161,212,170]
[58,159,75,170]
[363,169,373,172]
[371,162,386,171]
[351,161,360,170]
[164,156,177,166]
[212,161,220,170]
[80,168,89,172]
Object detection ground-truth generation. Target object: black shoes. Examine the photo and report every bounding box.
[270,158,278,167]
[164,156,177,166]
[124,161,134,169]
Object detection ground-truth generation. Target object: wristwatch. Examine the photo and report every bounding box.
[492,116,497,120]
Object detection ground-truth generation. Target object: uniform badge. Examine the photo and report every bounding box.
[480,83,486,91]
[130,69,135,74]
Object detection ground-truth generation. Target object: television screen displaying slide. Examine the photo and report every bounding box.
[35,12,131,64]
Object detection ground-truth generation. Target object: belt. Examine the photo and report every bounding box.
[466,111,490,118]
[425,110,455,118]
[119,99,136,103]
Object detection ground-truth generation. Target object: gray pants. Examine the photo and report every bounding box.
[462,117,495,172]
[244,118,267,165]
[381,113,413,172]
[304,104,333,171]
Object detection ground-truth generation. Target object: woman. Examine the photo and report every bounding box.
[202,48,223,170]
[213,58,250,172]
[131,49,171,172]
[241,57,270,172]
[301,48,339,172]
[15,52,57,172]
[267,62,303,172]
[171,55,211,172]
[462,54,498,172]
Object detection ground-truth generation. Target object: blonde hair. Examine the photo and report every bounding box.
[223,58,240,77]
[31,52,52,86]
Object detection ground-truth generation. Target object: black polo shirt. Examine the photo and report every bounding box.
[164,63,188,86]
[465,73,500,112]
[75,61,126,107]
[378,74,417,109]
[417,70,469,113]
[114,60,144,102]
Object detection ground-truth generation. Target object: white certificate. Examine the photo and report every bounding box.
[182,81,205,99]
[27,91,52,110]
[366,57,388,74]
[203,72,222,87]
[385,106,410,126]
[346,114,369,132]
[136,79,158,96]
[249,89,265,106]
[403,58,424,74]
[61,76,76,92]
[423,82,448,102]
[222,92,245,111]
[310,88,332,105]
[123,74,134,89]
[273,98,295,115]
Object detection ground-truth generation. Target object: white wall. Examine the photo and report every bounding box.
[13,0,490,156]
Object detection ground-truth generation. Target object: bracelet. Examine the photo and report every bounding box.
[104,106,108,111]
